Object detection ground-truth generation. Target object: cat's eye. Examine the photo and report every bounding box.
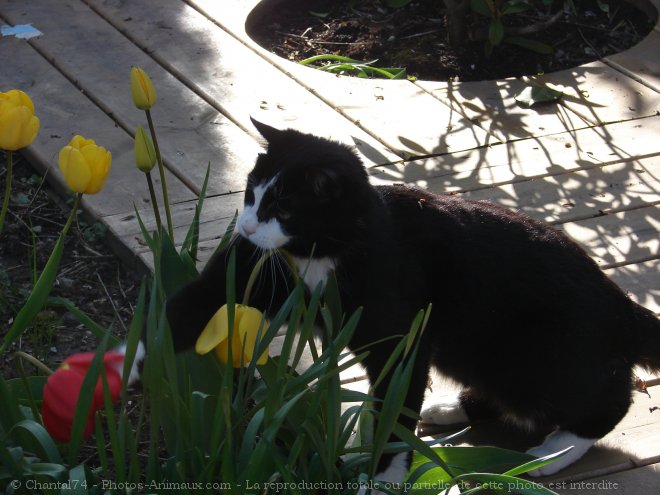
[278,209,292,220]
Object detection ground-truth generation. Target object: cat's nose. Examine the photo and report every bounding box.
[240,221,257,237]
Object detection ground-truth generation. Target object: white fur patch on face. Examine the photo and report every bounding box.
[238,176,291,249]
[420,394,470,426]
[526,430,597,476]
[246,218,290,250]
[292,256,336,292]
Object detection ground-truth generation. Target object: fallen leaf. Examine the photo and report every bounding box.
[514,85,563,108]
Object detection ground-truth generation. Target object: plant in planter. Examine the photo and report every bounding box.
[249,0,655,81]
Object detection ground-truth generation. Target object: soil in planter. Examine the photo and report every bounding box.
[249,0,656,81]
[0,152,141,378]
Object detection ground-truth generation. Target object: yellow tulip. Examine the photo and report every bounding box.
[134,125,156,172]
[0,89,40,151]
[130,67,157,110]
[195,304,269,367]
[58,135,112,195]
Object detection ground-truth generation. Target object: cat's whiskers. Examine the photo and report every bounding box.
[271,249,292,294]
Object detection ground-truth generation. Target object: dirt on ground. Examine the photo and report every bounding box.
[249,0,656,81]
[0,152,141,378]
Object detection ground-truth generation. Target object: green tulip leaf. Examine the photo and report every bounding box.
[0,229,66,353]
[8,419,63,464]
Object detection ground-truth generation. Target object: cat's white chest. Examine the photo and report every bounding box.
[292,256,336,292]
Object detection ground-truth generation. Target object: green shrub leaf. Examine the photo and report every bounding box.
[514,85,563,107]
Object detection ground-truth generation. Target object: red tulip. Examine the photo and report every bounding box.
[42,351,124,442]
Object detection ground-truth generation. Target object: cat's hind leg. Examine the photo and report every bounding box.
[526,430,596,477]
[526,388,631,477]
[420,389,498,427]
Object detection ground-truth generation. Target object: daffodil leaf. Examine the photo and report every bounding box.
[68,331,111,464]
[182,163,211,260]
[25,462,68,479]
[160,228,196,297]
[0,374,25,434]
[8,419,63,464]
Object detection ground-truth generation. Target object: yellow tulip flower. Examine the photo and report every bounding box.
[195,304,269,367]
[58,135,112,195]
[0,89,40,151]
[134,125,156,172]
[130,67,157,110]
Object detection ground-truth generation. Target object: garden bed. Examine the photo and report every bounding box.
[249,0,656,81]
[0,151,140,378]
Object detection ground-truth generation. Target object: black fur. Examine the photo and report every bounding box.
[167,121,660,473]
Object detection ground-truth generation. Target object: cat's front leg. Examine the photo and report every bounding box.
[111,341,147,386]
[420,394,469,427]
[420,389,498,428]
[167,236,293,352]
[526,430,597,476]
[357,341,432,494]
[356,452,410,495]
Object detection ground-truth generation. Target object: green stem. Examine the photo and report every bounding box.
[144,171,162,233]
[145,110,174,240]
[242,251,273,305]
[14,352,49,423]
[0,150,14,236]
[63,193,82,237]
[14,351,54,375]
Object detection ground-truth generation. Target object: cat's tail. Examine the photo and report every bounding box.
[635,305,660,372]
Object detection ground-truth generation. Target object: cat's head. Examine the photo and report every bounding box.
[236,119,372,258]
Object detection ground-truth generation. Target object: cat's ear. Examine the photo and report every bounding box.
[250,117,283,143]
[308,168,340,200]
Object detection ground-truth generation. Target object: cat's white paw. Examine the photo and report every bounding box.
[112,341,145,386]
[420,395,469,426]
[356,452,408,495]
[526,430,596,477]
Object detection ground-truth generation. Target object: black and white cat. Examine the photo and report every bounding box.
[165,119,660,485]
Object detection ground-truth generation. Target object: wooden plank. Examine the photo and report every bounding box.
[104,192,244,257]
[85,0,401,166]
[562,205,659,268]
[461,158,660,225]
[189,0,494,158]
[277,71,496,158]
[0,34,196,219]
[606,260,660,315]
[0,0,261,197]
[533,61,660,126]
[415,77,591,142]
[554,463,660,495]
[369,117,660,194]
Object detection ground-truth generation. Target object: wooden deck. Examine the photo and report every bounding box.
[1,0,659,491]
